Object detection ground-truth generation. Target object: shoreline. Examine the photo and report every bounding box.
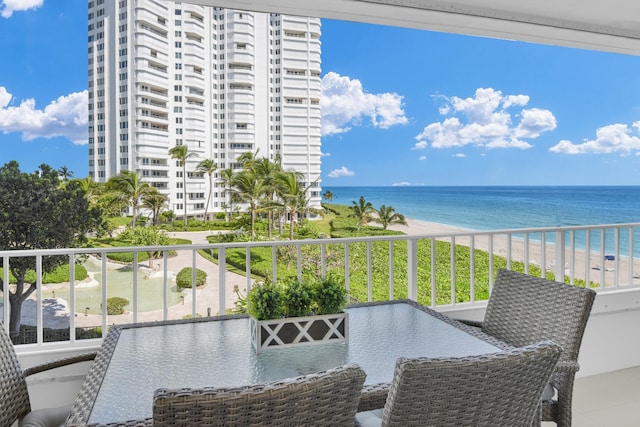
[388,217,640,287]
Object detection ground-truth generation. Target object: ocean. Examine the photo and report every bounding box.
[323,186,640,256]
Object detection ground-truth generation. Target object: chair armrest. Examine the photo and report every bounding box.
[23,352,97,377]
[358,382,389,411]
[553,361,579,374]
[454,319,484,328]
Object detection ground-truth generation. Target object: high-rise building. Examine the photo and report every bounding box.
[88,0,322,218]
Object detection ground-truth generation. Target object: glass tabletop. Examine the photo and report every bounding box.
[88,302,502,424]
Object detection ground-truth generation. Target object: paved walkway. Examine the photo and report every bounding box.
[5,231,250,329]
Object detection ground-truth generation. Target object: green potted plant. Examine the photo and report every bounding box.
[248,275,348,353]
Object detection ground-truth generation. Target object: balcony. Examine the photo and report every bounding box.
[5,222,640,424]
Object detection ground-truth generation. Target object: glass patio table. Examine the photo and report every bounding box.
[66,300,511,426]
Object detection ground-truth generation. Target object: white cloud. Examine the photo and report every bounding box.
[514,108,557,138]
[454,153,467,158]
[392,181,411,186]
[328,166,355,178]
[320,151,331,157]
[0,87,88,145]
[418,155,426,161]
[0,87,10,108]
[503,95,529,109]
[416,88,556,150]
[320,72,408,136]
[1,0,43,18]
[412,140,427,150]
[549,122,640,154]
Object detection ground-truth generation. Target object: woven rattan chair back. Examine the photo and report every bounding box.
[482,269,596,427]
[153,363,366,427]
[380,341,562,427]
[0,323,31,426]
[483,269,596,362]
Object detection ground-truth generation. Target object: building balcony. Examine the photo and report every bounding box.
[227,51,254,64]
[227,71,253,85]
[136,0,168,20]
[183,73,204,87]
[134,33,168,54]
[182,20,204,35]
[183,41,205,58]
[6,222,640,425]
[227,92,255,104]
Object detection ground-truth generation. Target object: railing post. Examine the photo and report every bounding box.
[408,239,417,301]
[219,246,226,316]
[555,231,565,282]
[2,256,9,328]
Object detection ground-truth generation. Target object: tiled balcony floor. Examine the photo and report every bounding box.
[542,366,640,427]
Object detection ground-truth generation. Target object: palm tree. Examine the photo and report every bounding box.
[237,149,260,168]
[196,158,217,221]
[374,204,408,230]
[251,157,282,238]
[142,189,168,225]
[296,188,316,227]
[350,196,375,232]
[275,170,304,240]
[58,165,73,181]
[75,176,100,208]
[169,144,197,230]
[230,169,265,241]
[106,171,153,227]
[219,168,235,222]
[323,190,334,202]
[161,210,175,225]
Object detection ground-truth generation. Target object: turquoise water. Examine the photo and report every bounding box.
[324,186,640,256]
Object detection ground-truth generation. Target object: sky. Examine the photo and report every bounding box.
[1,1,640,185]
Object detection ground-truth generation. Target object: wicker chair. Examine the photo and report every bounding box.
[0,322,96,427]
[459,269,596,427]
[153,363,366,427]
[355,341,562,427]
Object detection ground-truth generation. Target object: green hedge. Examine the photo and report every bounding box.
[0,264,88,284]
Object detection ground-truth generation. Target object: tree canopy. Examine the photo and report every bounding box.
[0,161,103,340]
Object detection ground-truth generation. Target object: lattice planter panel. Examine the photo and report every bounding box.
[251,312,348,353]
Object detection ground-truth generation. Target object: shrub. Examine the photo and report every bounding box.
[176,267,207,289]
[182,313,203,319]
[106,251,149,263]
[281,279,313,317]
[106,297,129,315]
[311,275,347,315]
[295,225,318,238]
[247,280,283,320]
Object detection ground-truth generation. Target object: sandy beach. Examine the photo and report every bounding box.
[388,217,640,288]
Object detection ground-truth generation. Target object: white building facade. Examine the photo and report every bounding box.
[88,0,322,218]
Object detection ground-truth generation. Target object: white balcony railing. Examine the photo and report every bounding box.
[3,222,640,349]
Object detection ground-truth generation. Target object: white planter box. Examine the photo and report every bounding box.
[251,312,348,353]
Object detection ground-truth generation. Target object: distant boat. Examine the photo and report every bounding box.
[605,255,615,261]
